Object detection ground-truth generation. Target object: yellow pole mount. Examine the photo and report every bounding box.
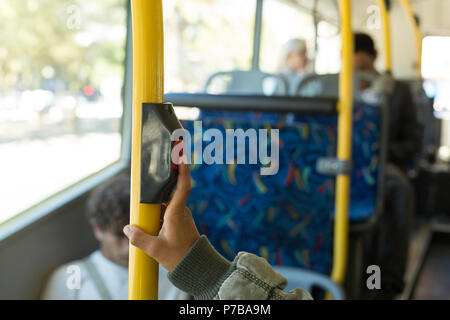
[129,0,164,300]
[332,0,353,288]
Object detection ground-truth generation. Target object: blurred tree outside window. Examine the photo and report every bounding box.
[0,0,127,223]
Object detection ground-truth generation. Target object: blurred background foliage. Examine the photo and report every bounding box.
[0,0,126,94]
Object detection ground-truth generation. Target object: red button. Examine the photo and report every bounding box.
[172,140,184,171]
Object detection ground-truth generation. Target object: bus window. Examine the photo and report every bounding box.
[315,20,341,74]
[164,0,256,94]
[422,35,450,161]
[259,0,340,75]
[0,0,127,224]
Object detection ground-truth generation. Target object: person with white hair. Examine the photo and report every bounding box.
[277,38,311,95]
[278,38,310,75]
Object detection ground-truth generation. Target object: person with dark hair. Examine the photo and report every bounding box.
[354,33,378,73]
[354,32,421,169]
[86,174,131,269]
[41,174,188,300]
[354,32,420,299]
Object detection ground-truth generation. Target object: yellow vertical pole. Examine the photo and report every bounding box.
[332,0,353,286]
[377,0,392,72]
[129,0,164,300]
[399,0,423,78]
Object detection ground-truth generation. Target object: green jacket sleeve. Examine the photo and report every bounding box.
[168,236,312,300]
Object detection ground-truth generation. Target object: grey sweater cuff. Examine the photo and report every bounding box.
[168,236,235,300]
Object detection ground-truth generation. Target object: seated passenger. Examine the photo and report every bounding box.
[41,174,188,300]
[355,32,422,169]
[278,38,311,95]
[123,163,313,300]
[354,33,421,299]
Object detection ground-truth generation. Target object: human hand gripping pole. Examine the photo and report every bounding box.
[124,161,201,273]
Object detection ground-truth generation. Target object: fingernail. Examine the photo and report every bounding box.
[123,225,131,237]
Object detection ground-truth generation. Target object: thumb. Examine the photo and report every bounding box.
[123,225,160,257]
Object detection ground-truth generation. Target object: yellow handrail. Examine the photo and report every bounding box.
[399,0,423,78]
[377,0,392,72]
[128,0,164,300]
[332,0,353,286]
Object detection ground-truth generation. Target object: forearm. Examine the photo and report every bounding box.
[168,236,312,300]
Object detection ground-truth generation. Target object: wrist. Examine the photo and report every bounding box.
[167,236,234,300]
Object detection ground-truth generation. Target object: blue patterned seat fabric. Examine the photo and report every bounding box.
[181,101,381,273]
[348,102,381,222]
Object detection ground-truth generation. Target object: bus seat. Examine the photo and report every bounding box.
[296,72,380,100]
[297,73,340,97]
[179,99,383,275]
[291,101,382,223]
[345,101,382,223]
[182,112,335,274]
[204,70,289,96]
[273,266,345,300]
[283,73,308,96]
[294,73,385,223]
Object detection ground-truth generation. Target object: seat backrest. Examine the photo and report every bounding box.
[282,73,308,96]
[344,101,383,222]
[204,70,288,96]
[297,73,340,97]
[179,97,383,275]
[295,73,385,222]
[292,101,382,223]
[297,72,380,100]
[182,111,335,274]
[273,266,345,300]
